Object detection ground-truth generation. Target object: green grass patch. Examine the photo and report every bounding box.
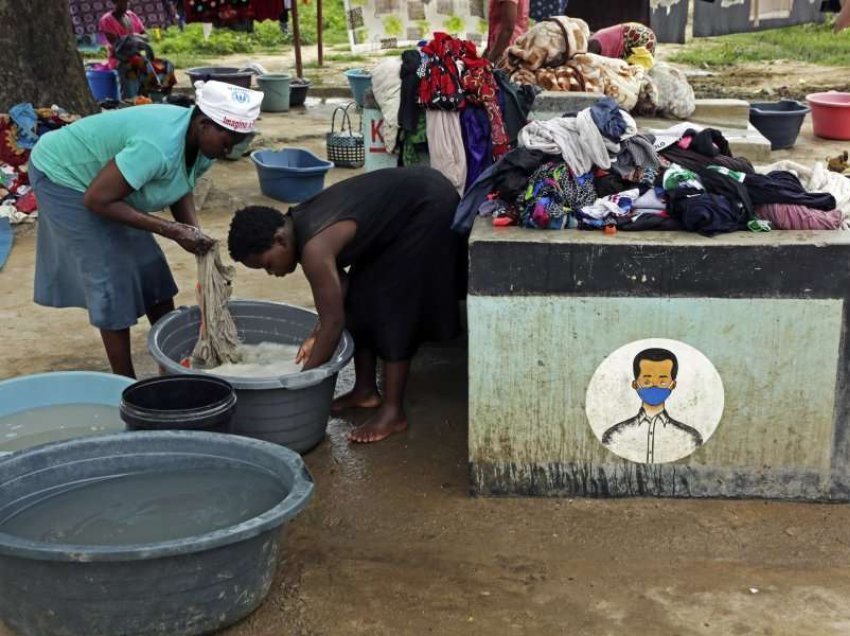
[670,21,850,68]
[151,0,348,68]
[322,53,370,63]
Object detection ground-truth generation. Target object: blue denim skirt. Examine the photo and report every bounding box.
[30,162,178,330]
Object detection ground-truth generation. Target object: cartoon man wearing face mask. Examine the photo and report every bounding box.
[601,348,703,464]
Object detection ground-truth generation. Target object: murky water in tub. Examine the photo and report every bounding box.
[0,468,285,545]
[0,404,123,453]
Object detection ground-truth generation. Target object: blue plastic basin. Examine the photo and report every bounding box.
[344,68,372,107]
[251,148,334,203]
[0,372,133,454]
[85,67,120,102]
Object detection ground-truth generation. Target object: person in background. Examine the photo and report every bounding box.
[485,0,531,64]
[99,0,177,98]
[28,81,263,378]
[227,167,464,444]
[588,22,657,69]
[169,0,186,30]
[279,0,293,35]
[99,0,147,69]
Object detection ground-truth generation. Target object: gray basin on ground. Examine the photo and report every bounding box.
[149,300,354,453]
[0,430,314,636]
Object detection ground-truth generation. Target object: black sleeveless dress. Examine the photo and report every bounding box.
[289,166,463,362]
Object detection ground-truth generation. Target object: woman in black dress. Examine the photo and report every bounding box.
[227,166,463,443]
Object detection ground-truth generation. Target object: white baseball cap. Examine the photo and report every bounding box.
[194,80,263,133]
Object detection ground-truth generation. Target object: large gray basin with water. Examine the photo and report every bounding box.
[149,300,354,453]
[0,430,314,636]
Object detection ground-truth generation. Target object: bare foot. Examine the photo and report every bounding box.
[332,389,382,413]
[348,406,408,443]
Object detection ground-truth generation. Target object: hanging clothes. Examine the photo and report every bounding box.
[399,50,423,136]
[401,112,428,168]
[418,33,475,111]
[184,0,252,23]
[371,58,404,154]
[460,107,493,190]
[453,162,501,234]
[426,110,467,194]
[493,70,536,146]
[251,0,284,21]
[461,57,509,160]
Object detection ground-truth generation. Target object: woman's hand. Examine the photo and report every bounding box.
[169,223,214,255]
[296,335,316,365]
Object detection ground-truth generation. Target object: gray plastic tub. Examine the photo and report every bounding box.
[149,300,354,453]
[0,430,314,636]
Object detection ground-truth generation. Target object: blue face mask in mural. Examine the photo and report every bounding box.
[636,387,672,406]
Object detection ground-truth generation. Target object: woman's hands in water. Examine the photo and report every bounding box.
[168,222,215,255]
[296,335,316,366]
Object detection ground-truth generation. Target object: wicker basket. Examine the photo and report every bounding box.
[326,103,364,168]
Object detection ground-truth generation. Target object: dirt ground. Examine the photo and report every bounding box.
[684,61,850,101]
[5,82,850,635]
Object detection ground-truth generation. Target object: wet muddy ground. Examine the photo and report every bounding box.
[3,98,850,636]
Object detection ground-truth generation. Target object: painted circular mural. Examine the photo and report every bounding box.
[585,338,725,464]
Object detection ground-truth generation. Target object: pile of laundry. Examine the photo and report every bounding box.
[368,32,537,194]
[1,103,79,224]
[501,16,695,118]
[453,99,850,235]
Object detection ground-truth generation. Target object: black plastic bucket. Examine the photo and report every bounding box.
[290,79,311,107]
[120,375,237,433]
[749,100,810,150]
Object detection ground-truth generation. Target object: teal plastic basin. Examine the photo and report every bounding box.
[0,372,132,454]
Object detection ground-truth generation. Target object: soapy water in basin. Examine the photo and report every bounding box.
[201,342,303,378]
[0,467,285,545]
[0,404,123,453]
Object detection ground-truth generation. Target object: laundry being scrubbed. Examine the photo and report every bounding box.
[191,243,241,367]
[190,243,304,377]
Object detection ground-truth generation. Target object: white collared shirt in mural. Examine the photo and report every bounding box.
[601,408,704,464]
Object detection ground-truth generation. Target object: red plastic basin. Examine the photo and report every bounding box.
[806,91,850,141]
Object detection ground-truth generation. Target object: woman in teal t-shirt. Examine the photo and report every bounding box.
[28,80,263,378]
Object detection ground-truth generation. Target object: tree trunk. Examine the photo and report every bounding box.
[0,0,97,114]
